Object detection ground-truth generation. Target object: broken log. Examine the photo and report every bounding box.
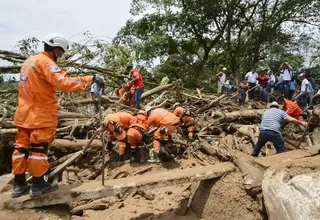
[211,109,265,124]
[197,94,227,113]
[140,83,176,101]
[230,124,258,145]
[48,129,100,180]
[50,139,102,151]
[4,163,236,209]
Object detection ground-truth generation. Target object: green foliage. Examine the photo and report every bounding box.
[115,0,320,89]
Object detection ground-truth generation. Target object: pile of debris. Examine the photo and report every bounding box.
[1,83,320,220]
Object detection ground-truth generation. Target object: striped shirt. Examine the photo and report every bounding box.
[260,108,289,133]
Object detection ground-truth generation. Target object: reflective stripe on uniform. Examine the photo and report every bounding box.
[55,72,87,85]
[29,155,48,160]
[12,154,26,159]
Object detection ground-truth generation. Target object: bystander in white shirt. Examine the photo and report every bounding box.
[245,71,258,84]
[282,69,292,81]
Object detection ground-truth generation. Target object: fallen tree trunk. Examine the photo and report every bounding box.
[211,109,265,124]
[140,83,176,101]
[50,139,102,151]
[58,111,88,119]
[197,94,227,113]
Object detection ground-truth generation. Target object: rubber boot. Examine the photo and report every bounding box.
[130,149,137,162]
[138,147,146,164]
[116,154,125,167]
[148,152,160,163]
[30,176,59,197]
[11,174,29,198]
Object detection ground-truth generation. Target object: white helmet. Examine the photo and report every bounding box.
[145,106,153,113]
[42,33,69,52]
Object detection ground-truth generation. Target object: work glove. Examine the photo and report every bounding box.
[93,74,105,85]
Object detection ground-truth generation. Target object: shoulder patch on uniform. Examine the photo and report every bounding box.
[49,63,61,73]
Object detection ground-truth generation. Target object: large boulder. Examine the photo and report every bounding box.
[262,155,320,220]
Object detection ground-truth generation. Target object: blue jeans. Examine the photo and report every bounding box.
[134,88,144,106]
[252,130,284,157]
[248,82,256,100]
[259,85,267,101]
[276,80,291,97]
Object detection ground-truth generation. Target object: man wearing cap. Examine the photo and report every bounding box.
[293,73,313,108]
[251,101,308,157]
[216,67,227,95]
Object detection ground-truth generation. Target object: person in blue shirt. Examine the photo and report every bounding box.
[288,77,297,100]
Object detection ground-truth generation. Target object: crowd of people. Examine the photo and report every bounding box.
[216,63,320,110]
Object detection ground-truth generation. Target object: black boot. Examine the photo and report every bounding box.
[12,174,29,198]
[130,149,137,162]
[116,154,125,167]
[138,147,146,164]
[30,176,58,197]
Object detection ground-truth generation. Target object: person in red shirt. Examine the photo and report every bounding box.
[258,70,269,102]
[127,65,144,109]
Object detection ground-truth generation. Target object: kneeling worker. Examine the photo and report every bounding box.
[127,110,149,163]
[172,103,195,140]
[104,111,134,166]
[146,107,180,163]
[251,102,308,157]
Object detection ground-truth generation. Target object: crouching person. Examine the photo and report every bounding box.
[127,110,149,163]
[145,107,180,163]
[172,103,195,140]
[103,112,134,166]
[251,102,308,157]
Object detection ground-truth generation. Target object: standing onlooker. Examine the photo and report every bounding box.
[258,70,269,101]
[278,62,293,98]
[275,71,284,94]
[267,70,276,103]
[216,67,227,95]
[293,73,312,108]
[306,72,317,94]
[238,79,249,104]
[127,65,144,109]
[226,73,238,95]
[251,102,307,157]
[245,67,258,100]
[288,77,297,100]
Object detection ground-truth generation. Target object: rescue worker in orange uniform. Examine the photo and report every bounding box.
[172,103,195,140]
[127,110,149,163]
[145,107,180,163]
[12,33,104,198]
[103,111,134,166]
[278,97,303,120]
[117,82,135,106]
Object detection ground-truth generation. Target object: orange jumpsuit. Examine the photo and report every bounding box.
[13,52,93,177]
[118,84,134,107]
[147,108,180,153]
[283,99,303,120]
[103,112,134,156]
[127,114,148,152]
[173,106,195,140]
